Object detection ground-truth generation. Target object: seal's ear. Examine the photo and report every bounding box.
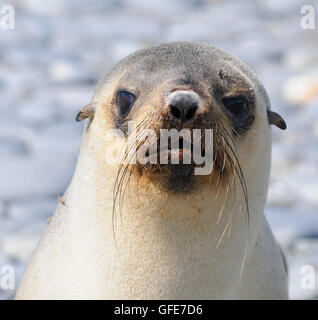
[267,110,287,130]
[76,102,96,122]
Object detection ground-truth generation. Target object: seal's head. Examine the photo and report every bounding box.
[77,42,286,203]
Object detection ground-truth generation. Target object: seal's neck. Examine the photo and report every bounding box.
[64,147,252,298]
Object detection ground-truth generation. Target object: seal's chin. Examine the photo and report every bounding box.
[133,135,209,193]
[166,163,195,193]
[138,153,198,194]
[134,138,208,193]
[164,146,196,193]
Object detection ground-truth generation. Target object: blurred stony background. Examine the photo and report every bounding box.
[0,0,318,299]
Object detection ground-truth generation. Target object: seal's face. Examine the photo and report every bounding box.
[107,43,259,194]
[78,42,286,197]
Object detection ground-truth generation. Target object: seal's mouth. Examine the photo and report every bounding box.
[138,135,208,176]
[145,137,205,165]
[132,131,211,194]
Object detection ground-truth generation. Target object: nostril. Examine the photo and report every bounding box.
[168,91,200,122]
[170,104,198,122]
[185,105,198,121]
[170,105,182,119]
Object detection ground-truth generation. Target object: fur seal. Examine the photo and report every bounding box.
[16,42,288,300]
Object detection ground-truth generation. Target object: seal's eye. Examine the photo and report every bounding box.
[223,96,249,117]
[117,91,136,117]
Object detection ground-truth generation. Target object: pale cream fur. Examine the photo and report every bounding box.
[16,43,288,300]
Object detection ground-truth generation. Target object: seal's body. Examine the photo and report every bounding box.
[16,42,288,299]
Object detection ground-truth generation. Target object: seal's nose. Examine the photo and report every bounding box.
[169,91,199,122]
